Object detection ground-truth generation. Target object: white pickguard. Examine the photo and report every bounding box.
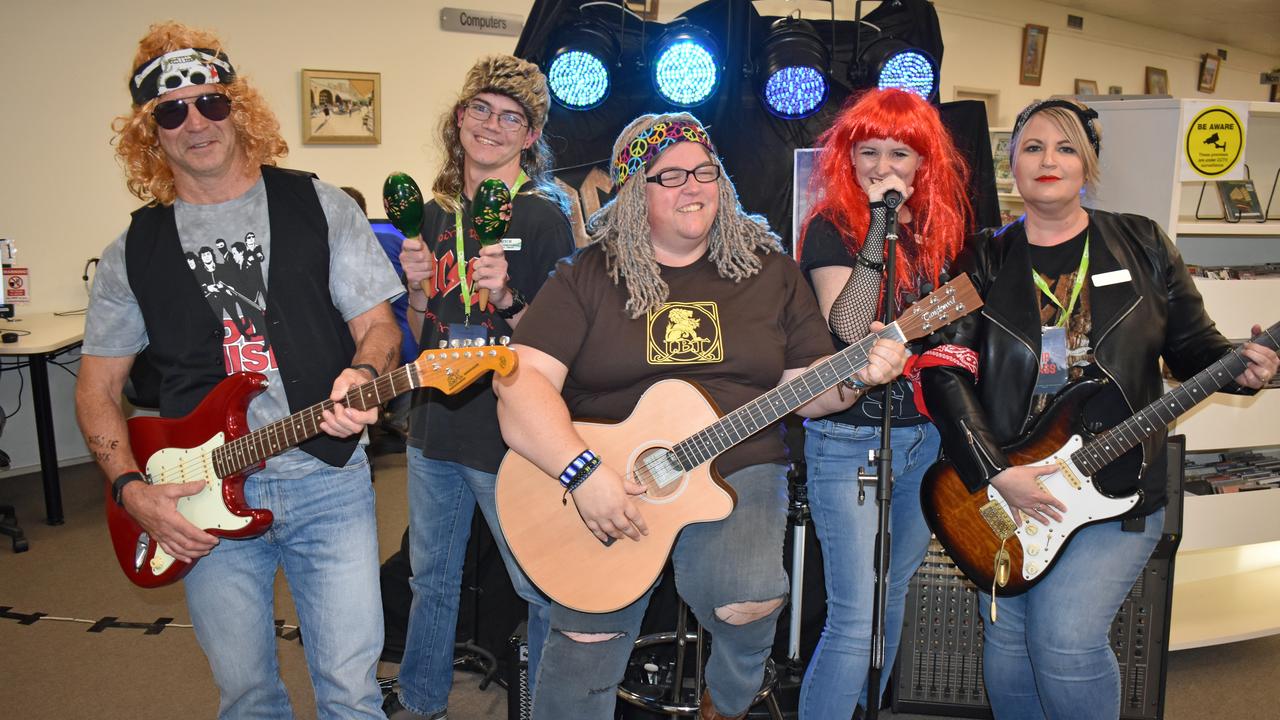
[143,433,251,577]
[985,435,1141,581]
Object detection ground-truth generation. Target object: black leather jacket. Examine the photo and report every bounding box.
[920,209,1248,517]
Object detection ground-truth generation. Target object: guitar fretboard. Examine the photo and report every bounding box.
[1072,322,1279,475]
[209,364,419,478]
[670,325,903,471]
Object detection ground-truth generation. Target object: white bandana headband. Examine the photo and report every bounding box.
[130,48,236,105]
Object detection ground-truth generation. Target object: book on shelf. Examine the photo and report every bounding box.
[1216,179,1265,222]
[1184,449,1280,495]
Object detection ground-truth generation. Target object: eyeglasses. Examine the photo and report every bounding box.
[463,102,528,131]
[645,163,721,188]
[152,93,233,130]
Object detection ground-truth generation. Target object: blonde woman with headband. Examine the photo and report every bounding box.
[493,112,908,720]
[920,99,1277,719]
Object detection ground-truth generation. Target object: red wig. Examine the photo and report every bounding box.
[799,88,972,300]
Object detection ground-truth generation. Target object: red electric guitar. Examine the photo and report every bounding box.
[107,341,516,588]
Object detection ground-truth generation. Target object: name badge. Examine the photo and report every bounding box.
[501,237,523,251]
[1092,269,1131,287]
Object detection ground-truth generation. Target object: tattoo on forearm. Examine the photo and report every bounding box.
[88,434,121,466]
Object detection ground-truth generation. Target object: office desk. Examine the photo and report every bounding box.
[0,311,86,524]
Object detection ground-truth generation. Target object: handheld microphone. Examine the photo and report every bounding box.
[882,189,904,209]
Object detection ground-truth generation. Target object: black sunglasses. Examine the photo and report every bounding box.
[152,93,233,130]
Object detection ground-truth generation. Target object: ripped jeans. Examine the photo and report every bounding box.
[530,463,790,720]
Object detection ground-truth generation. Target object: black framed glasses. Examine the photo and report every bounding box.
[152,93,233,130]
[463,102,528,131]
[645,163,721,188]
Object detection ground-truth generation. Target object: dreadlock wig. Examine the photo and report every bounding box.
[800,88,972,299]
[593,112,782,318]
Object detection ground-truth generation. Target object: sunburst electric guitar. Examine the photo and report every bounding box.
[108,341,516,588]
[496,275,982,613]
[921,320,1279,598]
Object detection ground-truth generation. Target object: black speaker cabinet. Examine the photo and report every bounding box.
[893,437,1184,720]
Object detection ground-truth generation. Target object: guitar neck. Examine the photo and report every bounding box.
[671,324,905,470]
[1074,321,1280,475]
[211,364,419,477]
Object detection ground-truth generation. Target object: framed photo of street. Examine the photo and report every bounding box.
[1198,54,1220,93]
[301,69,381,145]
[1020,25,1048,86]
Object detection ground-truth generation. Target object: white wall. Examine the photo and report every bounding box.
[0,0,1276,476]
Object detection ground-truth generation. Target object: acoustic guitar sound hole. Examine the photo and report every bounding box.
[634,446,683,500]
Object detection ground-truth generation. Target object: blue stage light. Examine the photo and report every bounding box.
[877,49,937,99]
[653,27,720,107]
[548,50,610,109]
[757,17,829,120]
[763,66,828,118]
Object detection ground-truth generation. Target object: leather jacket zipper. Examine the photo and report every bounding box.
[960,416,1005,479]
[983,310,1039,434]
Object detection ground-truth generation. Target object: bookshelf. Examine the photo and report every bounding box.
[1087,98,1280,650]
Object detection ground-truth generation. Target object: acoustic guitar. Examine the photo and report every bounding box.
[496,275,982,613]
[108,340,516,588]
[921,321,1279,599]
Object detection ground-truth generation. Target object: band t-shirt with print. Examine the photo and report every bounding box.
[514,245,834,477]
[84,177,404,478]
[405,192,575,473]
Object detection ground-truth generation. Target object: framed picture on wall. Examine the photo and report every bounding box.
[990,130,1014,191]
[1074,79,1099,95]
[1108,85,1123,95]
[301,69,381,145]
[1145,66,1169,95]
[1198,54,1220,93]
[1020,25,1049,86]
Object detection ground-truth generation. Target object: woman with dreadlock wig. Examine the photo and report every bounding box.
[795,88,972,719]
[494,112,908,720]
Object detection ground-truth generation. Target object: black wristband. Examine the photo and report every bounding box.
[855,253,884,272]
[350,363,378,381]
[112,471,146,507]
[496,287,527,320]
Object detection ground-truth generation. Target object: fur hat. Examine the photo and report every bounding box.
[457,55,550,132]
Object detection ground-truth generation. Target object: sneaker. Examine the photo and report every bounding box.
[382,692,446,720]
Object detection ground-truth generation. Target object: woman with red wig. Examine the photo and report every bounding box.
[796,88,972,718]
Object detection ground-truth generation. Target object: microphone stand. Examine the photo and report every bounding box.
[861,192,901,719]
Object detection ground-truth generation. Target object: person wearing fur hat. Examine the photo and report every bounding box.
[386,55,574,720]
[492,112,908,720]
[77,21,402,718]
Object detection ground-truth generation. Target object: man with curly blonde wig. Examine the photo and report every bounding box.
[76,21,402,718]
[388,54,573,720]
[493,112,909,719]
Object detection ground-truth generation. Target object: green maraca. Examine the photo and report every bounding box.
[383,171,430,296]
[471,177,513,310]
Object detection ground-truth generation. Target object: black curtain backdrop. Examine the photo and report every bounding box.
[517,0,1000,251]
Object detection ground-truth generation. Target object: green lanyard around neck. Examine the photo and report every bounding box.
[454,170,528,321]
[1031,232,1089,329]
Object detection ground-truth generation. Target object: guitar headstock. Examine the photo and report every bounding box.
[411,339,518,395]
[895,273,983,342]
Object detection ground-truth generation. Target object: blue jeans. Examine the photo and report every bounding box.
[979,508,1164,720]
[531,463,791,720]
[184,449,384,720]
[799,419,941,719]
[396,454,552,716]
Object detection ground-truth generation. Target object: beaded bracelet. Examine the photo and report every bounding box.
[560,450,601,504]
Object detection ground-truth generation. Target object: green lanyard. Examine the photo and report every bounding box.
[1031,232,1089,328]
[454,171,527,322]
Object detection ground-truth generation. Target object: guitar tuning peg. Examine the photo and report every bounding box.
[449,339,462,348]
[498,336,511,346]
[939,272,951,284]
[437,340,448,349]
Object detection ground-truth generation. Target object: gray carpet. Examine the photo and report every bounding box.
[2,447,1276,719]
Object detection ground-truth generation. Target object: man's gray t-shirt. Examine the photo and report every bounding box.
[85,176,403,478]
